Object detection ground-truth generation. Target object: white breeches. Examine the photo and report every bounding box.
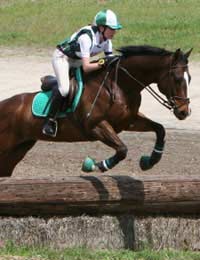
[52,49,82,97]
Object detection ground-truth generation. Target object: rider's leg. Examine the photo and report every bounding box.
[42,49,70,137]
[42,87,63,137]
[52,48,70,97]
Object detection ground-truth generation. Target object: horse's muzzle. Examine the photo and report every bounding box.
[170,96,190,120]
[173,106,191,120]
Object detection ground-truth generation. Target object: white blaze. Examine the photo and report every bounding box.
[184,71,191,115]
[184,71,190,97]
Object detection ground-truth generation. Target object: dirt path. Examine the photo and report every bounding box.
[0,48,199,176]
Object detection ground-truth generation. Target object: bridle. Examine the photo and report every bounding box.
[117,58,190,111]
[158,64,190,110]
[86,56,190,119]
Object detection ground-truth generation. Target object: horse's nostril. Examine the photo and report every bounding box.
[180,110,189,118]
[174,108,190,120]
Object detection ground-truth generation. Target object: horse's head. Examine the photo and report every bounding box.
[157,48,192,120]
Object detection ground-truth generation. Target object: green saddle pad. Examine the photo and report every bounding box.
[32,68,83,118]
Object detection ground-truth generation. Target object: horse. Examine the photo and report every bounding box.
[0,45,192,176]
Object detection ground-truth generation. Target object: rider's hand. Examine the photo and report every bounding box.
[98,56,112,68]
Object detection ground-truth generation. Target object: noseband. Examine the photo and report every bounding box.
[168,96,190,111]
[159,64,190,110]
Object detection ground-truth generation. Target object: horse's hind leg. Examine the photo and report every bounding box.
[127,112,166,170]
[82,120,128,172]
[0,140,36,177]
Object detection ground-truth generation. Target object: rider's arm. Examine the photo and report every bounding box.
[78,35,101,73]
[81,57,100,73]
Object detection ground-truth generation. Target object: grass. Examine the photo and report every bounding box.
[1,242,200,260]
[0,0,200,57]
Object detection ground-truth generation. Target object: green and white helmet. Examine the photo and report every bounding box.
[94,9,122,30]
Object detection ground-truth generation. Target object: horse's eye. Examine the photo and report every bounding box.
[173,75,183,83]
[170,70,182,84]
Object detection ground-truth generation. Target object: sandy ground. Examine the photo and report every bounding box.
[0,47,199,176]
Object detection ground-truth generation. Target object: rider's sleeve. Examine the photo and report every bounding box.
[78,34,92,58]
[104,40,113,56]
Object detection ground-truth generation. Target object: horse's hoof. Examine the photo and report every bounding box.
[82,157,96,172]
[140,156,153,171]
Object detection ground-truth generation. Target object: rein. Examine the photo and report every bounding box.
[86,69,111,118]
[118,61,189,111]
[86,56,120,119]
[118,65,173,110]
[86,56,189,119]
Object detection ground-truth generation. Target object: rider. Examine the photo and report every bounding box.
[42,9,122,137]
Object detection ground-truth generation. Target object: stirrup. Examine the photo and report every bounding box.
[42,118,58,137]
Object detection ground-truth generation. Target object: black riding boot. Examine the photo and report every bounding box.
[42,88,63,137]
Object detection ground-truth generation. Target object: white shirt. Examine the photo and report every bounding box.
[70,26,112,58]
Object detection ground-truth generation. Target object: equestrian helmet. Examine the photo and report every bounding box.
[94,9,122,30]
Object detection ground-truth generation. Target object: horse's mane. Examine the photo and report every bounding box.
[117,45,173,57]
[86,45,173,80]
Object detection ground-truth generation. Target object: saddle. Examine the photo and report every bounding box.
[40,69,79,111]
[32,68,84,118]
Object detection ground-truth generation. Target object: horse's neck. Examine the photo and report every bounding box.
[122,55,171,86]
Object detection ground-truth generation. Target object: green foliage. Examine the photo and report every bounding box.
[0,0,199,55]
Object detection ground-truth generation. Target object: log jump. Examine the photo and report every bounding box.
[0,175,199,217]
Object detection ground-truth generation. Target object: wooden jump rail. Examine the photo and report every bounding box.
[0,175,200,217]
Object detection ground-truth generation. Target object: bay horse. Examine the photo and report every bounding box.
[0,45,192,176]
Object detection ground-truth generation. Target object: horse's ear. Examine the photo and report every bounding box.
[185,48,193,59]
[172,48,181,62]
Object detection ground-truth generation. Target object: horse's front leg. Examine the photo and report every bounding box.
[127,112,166,170]
[82,120,128,172]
